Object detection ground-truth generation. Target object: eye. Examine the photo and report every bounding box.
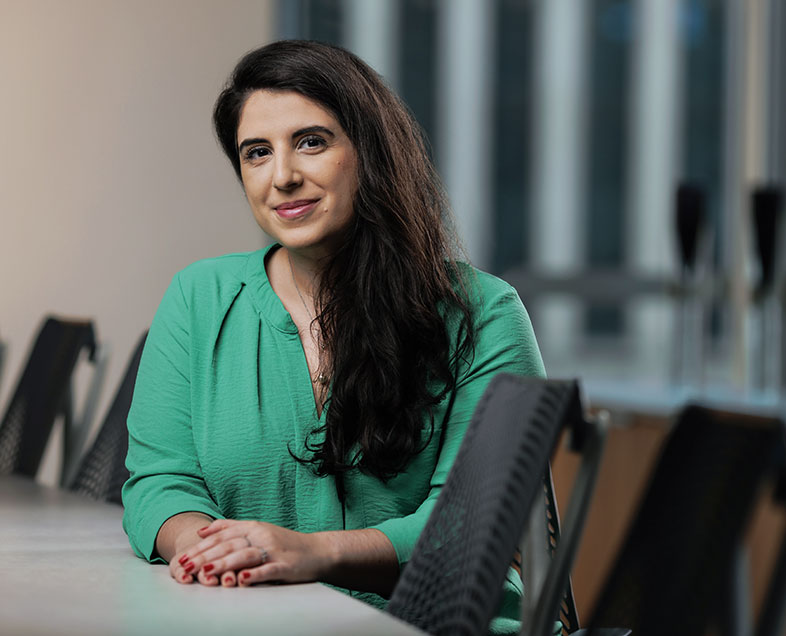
[243,146,271,162]
[298,135,327,152]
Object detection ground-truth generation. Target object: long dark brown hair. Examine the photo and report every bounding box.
[214,40,475,485]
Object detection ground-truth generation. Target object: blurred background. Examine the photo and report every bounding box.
[1,0,785,621]
[281,0,786,410]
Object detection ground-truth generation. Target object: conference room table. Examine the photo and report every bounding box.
[0,476,424,635]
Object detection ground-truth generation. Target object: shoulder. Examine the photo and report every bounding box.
[460,264,539,347]
[171,249,269,306]
[174,251,258,291]
[152,250,267,328]
[452,263,546,380]
[455,262,524,312]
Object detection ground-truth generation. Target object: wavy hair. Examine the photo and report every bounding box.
[214,40,475,485]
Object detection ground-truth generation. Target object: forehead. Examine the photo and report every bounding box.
[236,90,341,139]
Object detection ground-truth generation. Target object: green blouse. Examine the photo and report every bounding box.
[122,243,545,634]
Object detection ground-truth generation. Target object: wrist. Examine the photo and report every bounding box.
[310,531,341,580]
[307,529,398,596]
[156,512,214,562]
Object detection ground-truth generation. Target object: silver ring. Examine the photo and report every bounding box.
[258,548,269,564]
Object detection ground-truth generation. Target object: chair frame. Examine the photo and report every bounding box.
[521,411,609,636]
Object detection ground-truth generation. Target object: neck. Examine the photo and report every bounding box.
[286,248,321,299]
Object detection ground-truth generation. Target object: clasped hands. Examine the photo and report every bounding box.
[171,519,335,588]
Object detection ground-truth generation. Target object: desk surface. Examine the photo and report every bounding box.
[0,476,423,635]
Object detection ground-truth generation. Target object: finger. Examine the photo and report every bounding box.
[170,556,195,584]
[196,567,219,587]
[186,533,234,562]
[172,564,195,584]
[201,544,269,579]
[189,526,249,560]
[197,519,234,538]
[192,536,254,572]
[220,571,237,587]
[238,562,290,586]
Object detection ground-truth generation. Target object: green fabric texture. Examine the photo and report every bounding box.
[122,243,545,634]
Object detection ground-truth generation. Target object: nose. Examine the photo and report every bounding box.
[272,151,303,191]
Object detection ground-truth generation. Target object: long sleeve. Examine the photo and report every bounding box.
[371,274,545,566]
[121,273,224,562]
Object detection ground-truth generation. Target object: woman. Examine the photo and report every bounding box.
[122,40,545,634]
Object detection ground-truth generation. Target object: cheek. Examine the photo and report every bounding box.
[242,178,270,203]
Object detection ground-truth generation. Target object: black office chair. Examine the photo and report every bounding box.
[586,405,786,636]
[0,316,96,478]
[69,331,147,504]
[386,374,610,636]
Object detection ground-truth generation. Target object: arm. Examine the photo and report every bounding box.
[180,520,399,595]
[122,274,224,565]
[313,528,399,596]
[372,278,545,566]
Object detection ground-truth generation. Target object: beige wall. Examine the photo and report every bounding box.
[0,0,276,478]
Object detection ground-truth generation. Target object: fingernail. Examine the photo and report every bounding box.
[203,564,214,573]
[240,572,250,581]
[178,555,189,565]
[198,526,210,532]
[223,575,233,585]
[183,562,195,573]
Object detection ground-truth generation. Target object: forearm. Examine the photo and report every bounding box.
[311,528,399,598]
[155,511,216,563]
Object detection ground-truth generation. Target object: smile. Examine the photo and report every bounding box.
[274,199,320,220]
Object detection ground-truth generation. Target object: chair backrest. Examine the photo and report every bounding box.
[586,405,786,636]
[69,331,147,504]
[386,374,597,636]
[0,316,96,477]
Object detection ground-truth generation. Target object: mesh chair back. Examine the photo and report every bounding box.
[0,317,96,477]
[587,405,786,636]
[70,331,147,504]
[387,374,585,636]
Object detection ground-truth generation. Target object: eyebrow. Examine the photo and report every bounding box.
[237,125,336,154]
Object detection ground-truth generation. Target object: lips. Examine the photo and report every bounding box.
[274,199,319,219]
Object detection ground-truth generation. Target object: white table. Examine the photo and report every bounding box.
[0,476,423,635]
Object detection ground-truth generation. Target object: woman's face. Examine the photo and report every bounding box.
[236,89,359,259]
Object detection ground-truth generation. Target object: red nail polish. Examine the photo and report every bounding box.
[203,564,214,573]
[183,562,195,573]
[240,572,250,580]
[223,575,233,584]
[198,526,209,532]
[178,555,189,565]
